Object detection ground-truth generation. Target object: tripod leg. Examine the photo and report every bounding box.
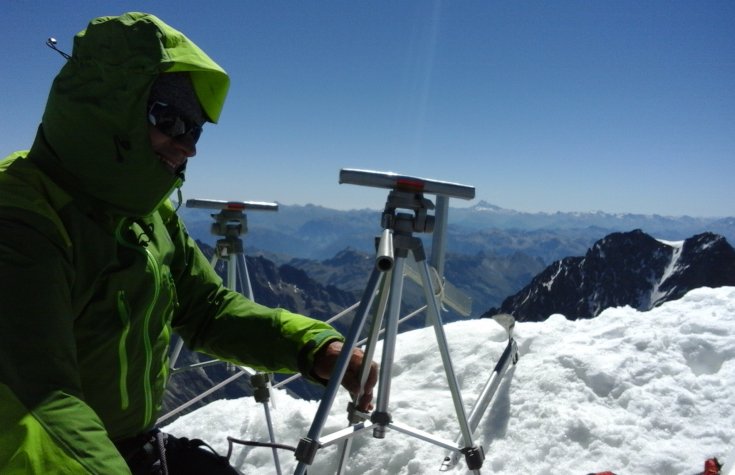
[233,258,282,475]
[169,337,185,370]
[336,270,393,474]
[249,373,283,475]
[356,269,392,402]
[416,258,484,472]
[236,253,254,300]
[294,267,385,475]
[226,253,237,293]
[372,256,406,439]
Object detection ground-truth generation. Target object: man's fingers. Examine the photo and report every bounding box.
[313,341,379,411]
[357,391,374,412]
[351,360,378,411]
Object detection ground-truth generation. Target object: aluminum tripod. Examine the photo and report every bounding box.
[294,171,484,475]
[165,199,284,474]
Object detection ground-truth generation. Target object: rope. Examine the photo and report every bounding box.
[226,436,297,459]
[155,431,169,475]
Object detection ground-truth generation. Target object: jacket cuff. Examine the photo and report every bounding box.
[297,330,345,385]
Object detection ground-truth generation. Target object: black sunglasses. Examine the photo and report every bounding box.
[147,101,203,143]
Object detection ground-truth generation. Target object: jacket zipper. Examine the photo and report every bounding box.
[115,218,166,428]
[141,247,161,426]
[116,291,131,410]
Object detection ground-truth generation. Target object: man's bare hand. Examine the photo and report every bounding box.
[312,341,378,412]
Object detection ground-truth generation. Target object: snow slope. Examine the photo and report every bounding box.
[164,287,735,475]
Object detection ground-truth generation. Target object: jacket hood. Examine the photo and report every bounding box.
[30,12,230,217]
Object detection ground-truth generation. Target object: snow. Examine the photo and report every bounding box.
[542,261,564,291]
[163,287,735,475]
[656,239,685,247]
[650,240,685,307]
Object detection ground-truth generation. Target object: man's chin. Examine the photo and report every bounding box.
[158,155,187,175]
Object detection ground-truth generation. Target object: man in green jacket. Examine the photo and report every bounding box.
[0,12,376,474]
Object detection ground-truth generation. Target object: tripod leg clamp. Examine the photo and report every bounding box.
[370,411,393,439]
[295,437,319,465]
[250,373,270,404]
[370,411,392,426]
[461,445,485,470]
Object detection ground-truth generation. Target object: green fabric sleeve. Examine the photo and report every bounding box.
[0,219,130,474]
[0,385,130,474]
[164,210,344,376]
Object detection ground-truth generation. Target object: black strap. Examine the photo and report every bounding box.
[155,431,169,475]
[116,431,243,475]
[114,430,161,474]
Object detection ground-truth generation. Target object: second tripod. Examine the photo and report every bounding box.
[167,199,284,473]
[294,170,483,475]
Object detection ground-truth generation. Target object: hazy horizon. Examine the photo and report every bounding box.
[179,196,733,219]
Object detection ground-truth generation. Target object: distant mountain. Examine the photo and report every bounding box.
[483,230,735,322]
[177,202,735,263]
[178,203,379,260]
[287,247,545,318]
[452,200,732,236]
[446,227,607,263]
[443,251,545,312]
[288,248,374,296]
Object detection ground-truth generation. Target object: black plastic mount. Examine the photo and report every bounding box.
[370,411,392,426]
[250,373,270,404]
[461,445,485,470]
[211,209,248,239]
[294,437,319,465]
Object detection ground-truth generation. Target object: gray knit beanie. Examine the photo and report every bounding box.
[148,72,207,125]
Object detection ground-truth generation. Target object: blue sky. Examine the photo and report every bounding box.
[2,1,734,216]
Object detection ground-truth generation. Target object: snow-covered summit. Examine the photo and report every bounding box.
[164,287,735,475]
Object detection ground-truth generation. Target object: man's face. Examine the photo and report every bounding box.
[146,73,206,175]
[148,124,197,175]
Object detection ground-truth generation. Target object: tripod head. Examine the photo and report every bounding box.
[186,199,279,212]
[339,169,476,200]
[339,169,475,273]
[381,190,435,235]
[339,168,475,236]
[186,199,278,239]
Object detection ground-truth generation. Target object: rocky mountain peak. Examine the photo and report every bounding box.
[484,230,735,322]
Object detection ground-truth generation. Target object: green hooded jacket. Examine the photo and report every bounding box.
[0,13,342,474]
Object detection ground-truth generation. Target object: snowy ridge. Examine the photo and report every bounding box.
[164,287,735,475]
[649,239,684,307]
[541,261,564,292]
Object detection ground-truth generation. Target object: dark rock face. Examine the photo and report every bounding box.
[484,230,735,322]
[658,232,735,302]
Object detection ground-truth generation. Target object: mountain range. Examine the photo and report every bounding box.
[177,200,735,263]
[485,230,735,322]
